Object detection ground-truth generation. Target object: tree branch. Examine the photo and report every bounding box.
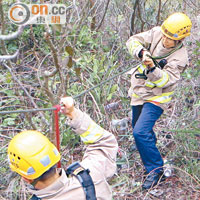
[156,0,162,25]
[130,0,139,36]
[96,0,110,31]
[0,50,19,62]
[44,32,65,97]
[43,76,56,105]
[0,25,24,41]
[3,63,49,126]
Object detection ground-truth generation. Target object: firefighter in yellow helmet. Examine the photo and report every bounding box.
[126,13,192,189]
[8,97,118,200]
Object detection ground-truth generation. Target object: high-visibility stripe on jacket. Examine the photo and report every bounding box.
[80,121,104,144]
[137,65,155,88]
[137,64,146,73]
[145,81,155,88]
[151,71,169,88]
[132,91,174,103]
[137,64,169,88]
[147,91,174,103]
[127,40,143,56]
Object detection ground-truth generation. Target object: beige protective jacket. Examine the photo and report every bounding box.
[29,109,118,200]
[126,26,189,109]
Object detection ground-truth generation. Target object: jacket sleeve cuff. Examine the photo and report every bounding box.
[147,67,163,82]
[126,39,145,59]
[138,49,144,59]
[67,109,91,133]
[147,68,169,88]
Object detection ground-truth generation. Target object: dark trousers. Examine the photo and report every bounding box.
[132,103,164,173]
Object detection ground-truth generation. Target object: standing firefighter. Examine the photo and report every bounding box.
[126,12,192,189]
[7,97,118,200]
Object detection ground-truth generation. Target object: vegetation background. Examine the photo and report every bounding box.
[0,0,199,199]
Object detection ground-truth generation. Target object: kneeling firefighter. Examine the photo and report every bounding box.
[7,97,118,200]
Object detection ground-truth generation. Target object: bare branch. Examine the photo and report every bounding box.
[0,0,10,58]
[44,69,58,77]
[156,0,162,25]
[137,2,145,32]
[0,134,12,139]
[0,25,25,41]
[43,76,56,105]
[130,0,139,36]
[0,0,5,33]
[96,0,111,31]
[44,31,65,97]
[2,63,49,126]
[44,32,61,70]
[89,0,96,30]
[0,50,19,61]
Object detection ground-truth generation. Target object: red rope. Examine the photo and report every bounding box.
[53,105,61,168]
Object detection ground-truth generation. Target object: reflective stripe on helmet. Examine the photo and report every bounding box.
[161,12,192,40]
[161,24,175,38]
[80,121,104,144]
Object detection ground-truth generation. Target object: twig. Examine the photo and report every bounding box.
[36,53,51,86]
[44,32,61,70]
[44,31,65,97]
[0,50,19,61]
[88,91,102,122]
[137,2,145,32]
[0,134,12,139]
[156,0,162,25]
[166,100,177,126]
[89,0,96,30]
[96,0,110,31]
[0,0,12,66]
[0,26,24,41]
[2,63,49,126]
[130,0,139,36]
[43,76,56,104]
[72,0,97,44]
[172,166,200,190]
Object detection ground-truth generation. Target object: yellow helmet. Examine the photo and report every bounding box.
[8,130,61,180]
[161,12,192,40]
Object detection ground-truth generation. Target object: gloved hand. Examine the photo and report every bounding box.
[142,50,154,68]
[60,97,76,119]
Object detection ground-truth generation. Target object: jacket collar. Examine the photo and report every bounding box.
[28,169,68,199]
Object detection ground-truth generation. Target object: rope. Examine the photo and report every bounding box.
[0,61,138,115]
[73,61,139,99]
[0,61,139,163]
[0,107,57,115]
[151,43,183,60]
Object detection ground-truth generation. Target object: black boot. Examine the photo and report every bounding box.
[142,171,166,190]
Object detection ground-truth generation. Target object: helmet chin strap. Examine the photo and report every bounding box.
[31,177,41,187]
[22,176,40,189]
[175,40,182,46]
